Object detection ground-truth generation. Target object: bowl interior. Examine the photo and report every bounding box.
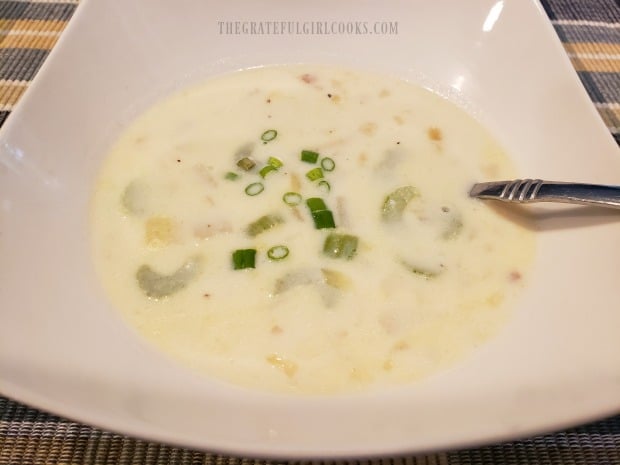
[0,0,619,458]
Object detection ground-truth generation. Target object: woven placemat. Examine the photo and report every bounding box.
[1,0,619,464]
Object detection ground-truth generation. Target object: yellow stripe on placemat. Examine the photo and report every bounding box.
[564,42,620,55]
[569,56,619,73]
[0,19,69,33]
[0,34,58,49]
[563,42,620,73]
[0,19,68,50]
[0,81,28,112]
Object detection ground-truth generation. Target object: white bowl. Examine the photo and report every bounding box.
[1,0,619,458]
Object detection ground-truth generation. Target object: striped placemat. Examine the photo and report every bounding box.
[1,0,619,464]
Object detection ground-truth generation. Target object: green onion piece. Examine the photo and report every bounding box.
[232,249,256,270]
[323,233,358,260]
[381,186,419,222]
[245,182,264,196]
[224,171,239,181]
[268,156,283,168]
[301,150,319,164]
[400,260,440,279]
[267,245,289,260]
[306,197,327,212]
[282,192,302,206]
[311,210,335,229]
[246,214,284,237]
[320,157,336,171]
[306,167,324,181]
[259,164,278,178]
[305,198,335,229]
[317,180,330,193]
[261,129,278,142]
[237,157,256,171]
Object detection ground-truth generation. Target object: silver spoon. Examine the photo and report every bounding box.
[469,179,620,209]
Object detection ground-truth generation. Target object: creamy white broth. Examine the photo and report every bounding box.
[91,65,534,394]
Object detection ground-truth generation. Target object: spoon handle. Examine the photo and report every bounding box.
[470,179,620,209]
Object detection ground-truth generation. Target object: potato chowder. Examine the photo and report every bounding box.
[91,65,535,394]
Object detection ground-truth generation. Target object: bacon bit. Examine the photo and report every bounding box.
[393,340,410,351]
[193,222,232,239]
[266,98,271,103]
[300,73,316,84]
[379,89,391,97]
[428,127,443,141]
[194,164,218,188]
[359,122,377,136]
[336,197,349,227]
[349,367,371,382]
[270,325,283,334]
[203,293,211,298]
[176,159,182,163]
[266,354,297,377]
[482,163,499,177]
[486,292,504,306]
[145,217,176,248]
[291,207,304,222]
[393,115,404,125]
[509,271,522,281]
[396,141,400,145]
[290,173,301,191]
[327,93,332,98]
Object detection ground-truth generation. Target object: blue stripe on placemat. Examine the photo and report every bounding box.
[578,71,620,103]
[0,1,76,21]
[541,0,620,22]
[553,24,620,43]
[0,49,50,81]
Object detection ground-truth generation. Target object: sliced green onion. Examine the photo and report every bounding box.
[320,157,336,171]
[306,198,336,229]
[301,150,319,164]
[311,210,335,229]
[282,192,302,206]
[381,186,419,222]
[259,164,278,178]
[268,156,283,168]
[224,171,239,181]
[261,129,278,142]
[306,167,324,181]
[317,180,330,193]
[306,197,327,212]
[267,245,289,260]
[246,214,284,237]
[237,157,256,171]
[323,233,358,260]
[232,249,256,270]
[245,182,264,196]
